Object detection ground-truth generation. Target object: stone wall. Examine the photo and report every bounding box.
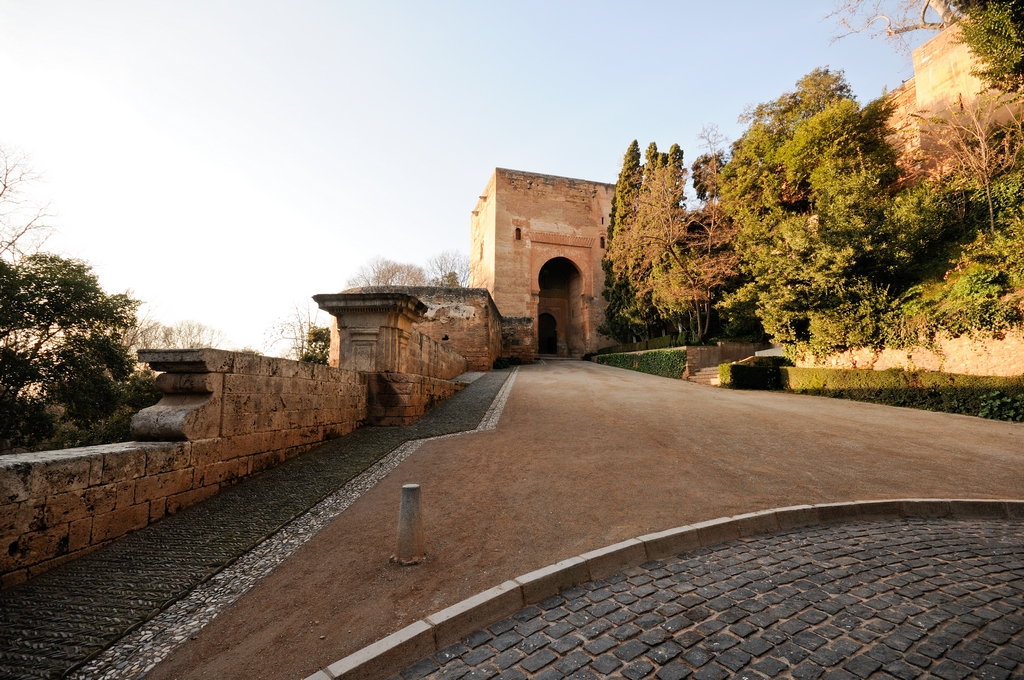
[797,331,1024,377]
[686,342,772,375]
[501,316,536,364]
[1,349,369,588]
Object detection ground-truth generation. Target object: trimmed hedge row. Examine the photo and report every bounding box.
[722,363,1024,422]
[595,349,688,379]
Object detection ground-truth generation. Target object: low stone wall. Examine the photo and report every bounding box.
[798,331,1024,377]
[404,329,469,379]
[1,349,373,588]
[685,342,771,375]
[367,373,464,426]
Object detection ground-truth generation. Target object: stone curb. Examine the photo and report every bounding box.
[304,497,1024,680]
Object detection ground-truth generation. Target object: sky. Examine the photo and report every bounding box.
[0,1,933,352]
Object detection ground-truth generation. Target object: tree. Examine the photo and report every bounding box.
[720,68,953,354]
[425,250,470,287]
[1,254,139,449]
[1,145,53,264]
[266,304,330,364]
[606,136,739,344]
[346,256,427,288]
[924,90,1024,232]
[959,1,1024,92]
[146,319,228,349]
[830,0,962,46]
[600,141,666,342]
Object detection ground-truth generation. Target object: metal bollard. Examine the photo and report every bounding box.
[391,484,425,565]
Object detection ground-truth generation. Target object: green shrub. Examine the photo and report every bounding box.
[492,356,522,369]
[781,366,1024,421]
[595,349,688,379]
[720,363,782,390]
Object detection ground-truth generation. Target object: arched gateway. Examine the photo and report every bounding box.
[469,168,617,358]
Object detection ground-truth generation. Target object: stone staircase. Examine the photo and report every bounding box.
[687,366,721,386]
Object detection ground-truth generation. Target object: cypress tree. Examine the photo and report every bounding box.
[600,140,664,342]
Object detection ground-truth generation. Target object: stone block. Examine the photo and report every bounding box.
[324,619,435,680]
[0,464,30,505]
[138,348,235,373]
[426,580,524,648]
[43,490,91,526]
[145,444,192,475]
[949,499,1009,519]
[149,497,167,523]
[91,503,149,543]
[132,392,223,441]
[2,524,69,572]
[68,517,92,552]
[733,510,781,537]
[695,517,741,548]
[100,448,147,484]
[638,526,701,561]
[134,469,194,503]
[813,502,863,524]
[775,505,821,530]
[31,456,94,497]
[198,460,243,487]
[579,539,646,581]
[851,499,904,520]
[165,485,219,515]
[1,500,44,536]
[114,481,137,509]
[155,372,219,394]
[1005,500,1024,519]
[2,569,28,589]
[515,557,589,604]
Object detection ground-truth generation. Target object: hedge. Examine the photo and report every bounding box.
[782,367,1024,421]
[595,349,688,379]
[719,364,783,390]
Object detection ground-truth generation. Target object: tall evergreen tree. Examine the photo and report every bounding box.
[600,141,663,341]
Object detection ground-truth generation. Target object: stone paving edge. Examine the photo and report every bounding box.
[305,497,1024,680]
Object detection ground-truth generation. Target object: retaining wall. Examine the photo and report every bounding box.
[797,331,1024,377]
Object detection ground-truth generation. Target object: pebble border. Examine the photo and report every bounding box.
[304,498,1024,680]
[71,367,520,680]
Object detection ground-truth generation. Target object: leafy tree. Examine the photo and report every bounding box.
[959,0,1024,92]
[603,136,739,344]
[300,325,331,364]
[721,68,955,355]
[1,253,140,449]
[266,304,330,363]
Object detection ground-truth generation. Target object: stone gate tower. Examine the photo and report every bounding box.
[469,168,616,357]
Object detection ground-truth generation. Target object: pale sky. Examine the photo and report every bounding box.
[0,1,931,351]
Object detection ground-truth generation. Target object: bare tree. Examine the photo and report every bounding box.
[924,91,1024,231]
[265,303,329,361]
[830,0,961,47]
[143,320,228,349]
[425,250,470,287]
[0,144,54,263]
[346,256,427,288]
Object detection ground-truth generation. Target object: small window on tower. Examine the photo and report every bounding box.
[515,227,522,241]
[600,236,606,248]
[601,217,604,225]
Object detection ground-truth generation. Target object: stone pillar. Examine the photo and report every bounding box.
[313,292,427,373]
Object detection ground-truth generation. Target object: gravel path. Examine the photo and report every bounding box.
[0,369,515,680]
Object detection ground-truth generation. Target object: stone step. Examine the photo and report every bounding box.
[687,367,721,386]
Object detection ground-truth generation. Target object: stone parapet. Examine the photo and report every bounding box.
[1,350,369,588]
[366,373,464,426]
[501,316,536,364]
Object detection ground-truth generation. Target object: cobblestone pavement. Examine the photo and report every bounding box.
[0,370,514,680]
[400,519,1024,680]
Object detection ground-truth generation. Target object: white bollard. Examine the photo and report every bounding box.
[391,484,425,565]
